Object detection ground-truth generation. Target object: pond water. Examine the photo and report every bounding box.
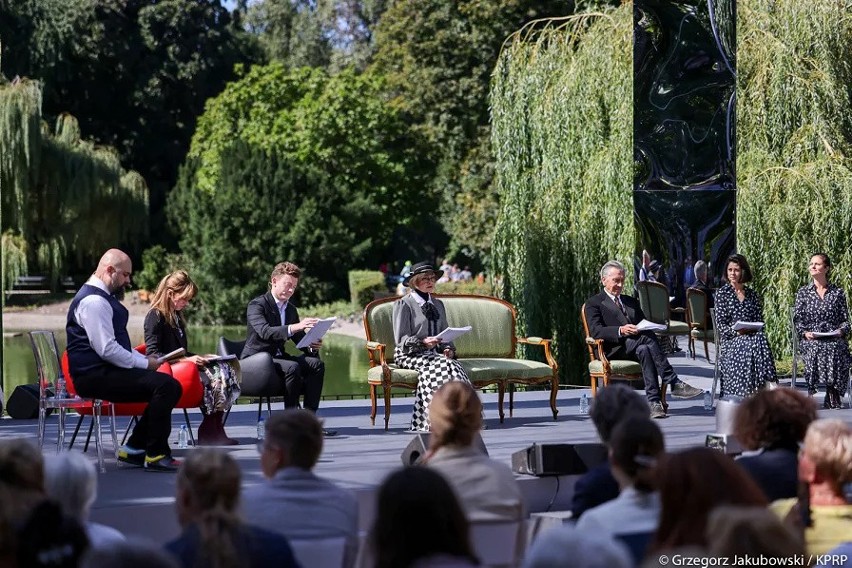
[2,327,372,400]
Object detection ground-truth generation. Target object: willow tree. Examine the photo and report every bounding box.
[0,76,148,290]
[737,0,852,358]
[491,5,633,382]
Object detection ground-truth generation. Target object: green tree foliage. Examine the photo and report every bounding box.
[370,0,569,263]
[737,0,852,358]
[0,78,148,289]
[170,65,431,323]
[0,0,258,244]
[491,7,633,382]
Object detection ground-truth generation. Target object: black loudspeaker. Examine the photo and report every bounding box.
[511,443,607,476]
[7,384,52,420]
[401,433,489,466]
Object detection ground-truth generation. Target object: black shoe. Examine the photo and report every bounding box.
[322,429,338,437]
[117,446,145,467]
[144,455,181,472]
[650,401,667,419]
[670,381,703,399]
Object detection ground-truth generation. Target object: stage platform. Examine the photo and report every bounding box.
[2,347,850,544]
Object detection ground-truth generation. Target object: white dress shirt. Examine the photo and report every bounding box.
[73,277,148,369]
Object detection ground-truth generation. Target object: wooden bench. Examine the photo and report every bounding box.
[363,294,559,429]
[4,275,78,298]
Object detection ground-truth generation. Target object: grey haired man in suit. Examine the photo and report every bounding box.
[244,409,359,567]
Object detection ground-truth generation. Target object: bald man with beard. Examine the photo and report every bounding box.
[66,249,182,472]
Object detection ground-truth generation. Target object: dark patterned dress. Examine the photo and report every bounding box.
[715,284,777,397]
[793,283,851,396]
[392,294,471,432]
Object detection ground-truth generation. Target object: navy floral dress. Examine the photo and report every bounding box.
[715,284,777,397]
[793,283,851,396]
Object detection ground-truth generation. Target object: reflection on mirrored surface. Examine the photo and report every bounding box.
[634,0,736,191]
[633,190,736,306]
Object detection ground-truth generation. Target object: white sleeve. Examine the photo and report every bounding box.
[75,296,149,369]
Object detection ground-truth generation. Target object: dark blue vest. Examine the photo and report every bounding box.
[66,284,132,376]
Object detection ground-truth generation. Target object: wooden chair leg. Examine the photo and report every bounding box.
[508,383,515,418]
[549,377,559,420]
[369,384,378,426]
[383,387,392,431]
[703,339,710,362]
[591,374,598,398]
[689,336,695,359]
[661,383,669,412]
[497,382,505,423]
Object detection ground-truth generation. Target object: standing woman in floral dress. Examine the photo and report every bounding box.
[794,253,851,409]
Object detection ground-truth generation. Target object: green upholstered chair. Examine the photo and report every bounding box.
[363,295,559,430]
[636,281,690,348]
[580,303,668,410]
[686,288,714,361]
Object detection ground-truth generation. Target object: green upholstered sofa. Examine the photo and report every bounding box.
[363,294,559,430]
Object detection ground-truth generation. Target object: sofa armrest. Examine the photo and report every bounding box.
[365,341,388,367]
[517,337,557,371]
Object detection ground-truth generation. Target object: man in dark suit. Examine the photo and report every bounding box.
[243,262,335,434]
[584,260,702,418]
[690,260,715,309]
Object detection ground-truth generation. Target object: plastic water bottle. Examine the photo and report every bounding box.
[703,390,713,411]
[578,393,590,415]
[177,425,188,449]
[257,418,266,441]
[55,377,67,399]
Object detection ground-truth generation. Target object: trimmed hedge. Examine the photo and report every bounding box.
[435,280,497,297]
[348,270,387,309]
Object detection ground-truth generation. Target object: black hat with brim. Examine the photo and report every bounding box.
[403,262,444,287]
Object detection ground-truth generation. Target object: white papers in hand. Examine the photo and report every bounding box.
[636,319,667,332]
[732,321,764,332]
[435,326,473,343]
[296,317,337,349]
[156,348,185,364]
[811,330,841,338]
[204,354,237,362]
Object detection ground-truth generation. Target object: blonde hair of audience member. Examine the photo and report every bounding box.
[800,419,852,505]
[43,452,99,523]
[706,505,804,559]
[150,270,198,328]
[609,416,664,493]
[522,525,632,568]
[649,447,768,552]
[175,449,243,568]
[0,439,46,564]
[426,381,482,456]
[733,387,816,451]
[261,409,324,476]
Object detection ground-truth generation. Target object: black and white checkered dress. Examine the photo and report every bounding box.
[392,293,471,431]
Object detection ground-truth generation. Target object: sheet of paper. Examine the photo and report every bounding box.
[732,321,764,332]
[811,330,841,338]
[204,354,237,362]
[295,317,337,349]
[156,347,185,364]
[636,319,667,332]
[435,326,473,343]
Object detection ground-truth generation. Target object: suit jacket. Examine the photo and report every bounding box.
[584,291,647,359]
[570,462,620,519]
[427,445,524,522]
[144,309,190,357]
[241,467,359,568]
[243,292,309,359]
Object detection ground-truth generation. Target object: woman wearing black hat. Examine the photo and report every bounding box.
[392,262,472,432]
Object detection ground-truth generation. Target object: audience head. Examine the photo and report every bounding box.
[269,261,302,303]
[693,260,708,282]
[725,254,753,284]
[371,466,476,568]
[429,382,483,449]
[651,447,768,552]
[798,419,852,502]
[150,270,197,326]
[43,451,99,523]
[590,384,650,445]
[16,500,90,568]
[733,387,816,451]
[94,248,133,298]
[609,416,664,493]
[261,409,323,476]
[80,539,180,568]
[0,439,47,563]
[706,505,804,559]
[808,253,832,281]
[522,525,632,568]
